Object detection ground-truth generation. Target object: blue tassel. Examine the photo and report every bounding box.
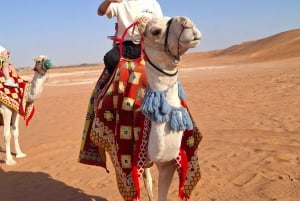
[142,90,170,122]
[178,81,186,100]
[159,93,171,122]
[177,110,185,131]
[170,109,183,131]
[142,83,193,131]
[142,91,152,113]
[170,110,178,131]
[153,92,160,111]
[160,92,170,114]
[169,108,194,131]
[181,109,193,130]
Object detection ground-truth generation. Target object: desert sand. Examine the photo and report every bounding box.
[0,30,299,201]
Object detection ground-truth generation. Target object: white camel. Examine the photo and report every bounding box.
[139,16,202,201]
[83,16,202,201]
[0,55,51,165]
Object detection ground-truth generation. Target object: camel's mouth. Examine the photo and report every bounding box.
[177,37,201,56]
[168,23,202,62]
[179,27,202,48]
[181,38,201,49]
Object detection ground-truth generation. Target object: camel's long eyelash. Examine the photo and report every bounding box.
[151,28,162,36]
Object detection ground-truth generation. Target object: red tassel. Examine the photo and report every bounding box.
[25,106,35,126]
[178,148,188,199]
[132,165,140,200]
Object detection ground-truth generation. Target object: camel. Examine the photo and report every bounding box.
[139,16,202,201]
[0,55,51,165]
[79,16,202,201]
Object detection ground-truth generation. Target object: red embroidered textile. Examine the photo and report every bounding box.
[78,58,202,200]
[0,71,35,125]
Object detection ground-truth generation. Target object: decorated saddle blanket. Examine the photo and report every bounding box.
[78,58,202,200]
[0,70,34,126]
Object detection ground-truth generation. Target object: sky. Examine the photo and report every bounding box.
[1,0,300,67]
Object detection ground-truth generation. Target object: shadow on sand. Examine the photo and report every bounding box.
[0,168,107,201]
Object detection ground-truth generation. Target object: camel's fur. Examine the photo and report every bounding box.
[0,55,51,165]
[139,16,201,201]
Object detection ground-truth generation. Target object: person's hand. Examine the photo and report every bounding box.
[98,0,122,16]
[137,16,150,34]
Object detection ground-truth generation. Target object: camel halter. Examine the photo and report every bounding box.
[143,18,191,77]
[109,20,177,77]
[141,18,178,77]
[164,18,195,63]
[114,18,189,77]
[164,18,180,61]
[34,59,52,75]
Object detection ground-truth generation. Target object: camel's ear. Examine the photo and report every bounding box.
[137,16,150,34]
[39,55,48,60]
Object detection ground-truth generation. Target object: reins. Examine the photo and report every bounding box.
[118,21,141,58]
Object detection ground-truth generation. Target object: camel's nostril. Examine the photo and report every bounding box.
[182,20,193,28]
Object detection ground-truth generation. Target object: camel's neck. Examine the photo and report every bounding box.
[27,72,48,102]
[145,64,178,90]
[145,62,181,110]
[144,45,179,88]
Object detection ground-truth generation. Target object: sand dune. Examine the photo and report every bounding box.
[210,29,300,59]
[0,30,300,201]
[182,29,300,67]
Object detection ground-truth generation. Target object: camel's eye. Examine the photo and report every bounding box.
[150,28,162,36]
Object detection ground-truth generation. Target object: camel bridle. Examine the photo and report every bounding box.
[34,60,48,75]
[117,18,194,77]
[164,18,180,61]
[164,18,196,62]
[144,17,194,77]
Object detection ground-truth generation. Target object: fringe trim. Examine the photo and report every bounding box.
[142,82,193,131]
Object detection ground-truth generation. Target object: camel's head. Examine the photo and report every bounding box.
[140,16,201,66]
[33,55,52,75]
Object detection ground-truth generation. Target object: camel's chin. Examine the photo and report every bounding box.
[181,40,201,49]
[189,40,201,47]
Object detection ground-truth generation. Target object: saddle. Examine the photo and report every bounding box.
[0,69,34,126]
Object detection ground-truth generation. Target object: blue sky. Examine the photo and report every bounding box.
[1,0,300,67]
